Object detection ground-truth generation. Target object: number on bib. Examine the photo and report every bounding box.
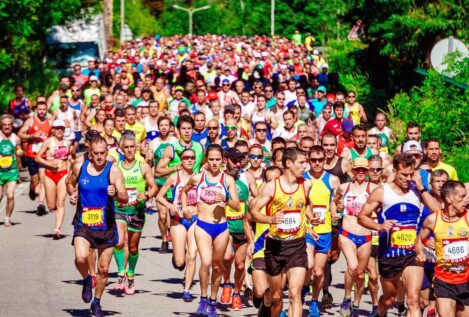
[312,205,327,224]
[0,155,13,169]
[277,210,301,233]
[81,207,104,228]
[443,238,469,263]
[390,225,416,249]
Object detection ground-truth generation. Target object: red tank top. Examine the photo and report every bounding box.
[25,117,51,158]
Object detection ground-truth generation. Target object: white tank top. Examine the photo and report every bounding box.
[56,108,75,141]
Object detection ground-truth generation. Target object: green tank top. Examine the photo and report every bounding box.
[153,139,173,186]
[168,140,204,173]
[226,171,250,233]
[0,138,17,171]
[115,160,146,214]
[350,146,373,161]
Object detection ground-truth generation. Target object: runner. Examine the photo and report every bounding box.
[113,131,157,295]
[35,120,72,239]
[303,145,340,317]
[424,138,459,180]
[17,101,51,215]
[0,114,22,227]
[417,181,469,317]
[358,154,425,317]
[334,158,377,317]
[66,136,128,317]
[155,115,204,253]
[181,144,239,317]
[250,147,315,317]
[341,124,375,163]
[156,148,198,302]
[221,147,258,310]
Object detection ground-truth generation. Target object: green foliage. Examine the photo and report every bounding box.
[0,0,97,110]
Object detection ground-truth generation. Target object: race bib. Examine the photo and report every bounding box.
[277,210,301,233]
[0,155,13,169]
[32,142,42,154]
[226,202,246,220]
[423,245,436,263]
[81,207,104,228]
[120,188,138,207]
[312,205,327,224]
[390,225,416,249]
[54,146,68,160]
[187,188,197,206]
[346,195,367,216]
[200,185,224,204]
[443,238,469,263]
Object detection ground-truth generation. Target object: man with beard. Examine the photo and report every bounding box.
[341,124,375,163]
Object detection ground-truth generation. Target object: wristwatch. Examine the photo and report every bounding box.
[419,187,427,194]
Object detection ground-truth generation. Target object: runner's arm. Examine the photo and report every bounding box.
[181,174,198,211]
[358,104,367,123]
[250,181,275,224]
[341,154,354,180]
[245,171,259,199]
[155,146,179,177]
[156,174,177,210]
[416,214,436,262]
[141,162,158,199]
[66,162,81,195]
[268,113,278,129]
[357,186,388,232]
[17,118,33,140]
[34,139,54,168]
[225,174,240,211]
[110,164,129,204]
[413,170,440,213]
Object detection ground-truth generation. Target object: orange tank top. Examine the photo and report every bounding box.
[25,117,51,158]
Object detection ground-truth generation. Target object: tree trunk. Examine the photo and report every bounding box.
[103,0,113,50]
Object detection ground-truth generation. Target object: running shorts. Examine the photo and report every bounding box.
[265,237,308,276]
[378,252,418,279]
[231,232,247,245]
[115,212,146,232]
[0,169,19,185]
[72,227,117,250]
[433,277,469,306]
[306,232,332,253]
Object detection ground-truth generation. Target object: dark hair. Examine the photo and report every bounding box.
[309,145,325,157]
[194,112,206,118]
[352,123,367,134]
[282,147,306,167]
[406,121,420,131]
[286,141,299,148]
[115,109,125,118]
[283,109,295,118]
[431,169,449,182]
[125,105,136,113]
[263,166,282,182]
[271,137,286,147]
[157,116,171,127]
[300,136,314,144]
[177,115,195,129]
[392,153,416,170]
[333,101,344,110]
[368,155,383,164]
[441,180,465,202]
[90,135,107,147]
[180,148,195,157]
[104,118,114,125]
[234,139,249,148]
[254,121,267,129]
[425,137,440,149]
[206,144,223,158]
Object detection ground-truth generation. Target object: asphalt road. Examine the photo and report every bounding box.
[0,178,402,317]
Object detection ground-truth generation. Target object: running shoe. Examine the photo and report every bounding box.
[91,275,97,288]
[182,291,193,302]
[82,275,93,303]
[220,284,232,304]
[427,308,436,317]
[125,277,135,295]
[279,311,287,317]
[207,300,218,317]
[29,188,36,200]
[232,294,242,310]
[257,302,271,317]
[4,218,11,227]
[321,291,333,309]
[396,302,407,316]
[53,229,61,240]
[368,305,378,317]
[351,306,359,317]
[115,274,126,291]
[90,300,103,317]
[159,241,169,253]
[309,300,320,317]
[36,204,47,216]
[196,298,209,316]
[339,298,352,317]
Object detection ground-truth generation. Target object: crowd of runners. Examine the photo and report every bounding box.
[1,34,468,317]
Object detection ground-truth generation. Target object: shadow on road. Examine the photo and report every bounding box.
[16,209,39,214]
[141,246,173,253]
[150,277,183,285]
[0,221,21,226]
[63,308,121,316]
[35,233,69,239]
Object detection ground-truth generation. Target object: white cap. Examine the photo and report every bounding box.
[402,140,423,153]
[52,119,66,128]
[322,63,329,68]
[280,64,287,70]
[89,75,98,82]
[313,49,319,54]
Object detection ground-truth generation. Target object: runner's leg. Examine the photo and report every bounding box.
[95,247,113,299]
[170,222,188,268]
[184,223,198,292]
[286,266,307,317]
[55,176,67,231]
[210,229,230,300]
[195,225,214,298]
[74,237,92,278]
[401,265,424,317]
[378,275,399,317]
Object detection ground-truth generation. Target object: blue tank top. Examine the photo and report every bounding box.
[73,160,115,231]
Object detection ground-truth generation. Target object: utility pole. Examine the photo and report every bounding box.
[120,0,125,45]
[103,0,113,50]
[173,5,211,35]
[271,0,275,36]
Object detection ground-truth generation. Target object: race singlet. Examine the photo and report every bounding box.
[81,207,105,228]
[390,225,417,250]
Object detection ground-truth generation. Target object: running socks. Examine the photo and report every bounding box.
[127,252,139,277]
[113,247,125,275]
[253,295,263,308]
[92,297,100,305]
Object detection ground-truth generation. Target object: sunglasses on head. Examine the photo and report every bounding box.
[249,154,263,160]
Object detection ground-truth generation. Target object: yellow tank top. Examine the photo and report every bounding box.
[434,210,469,284]
[253,206,269,259]
[308,173,333,234]
[349,102,360,125]
[154,90,168,110]
[266,178,307,240]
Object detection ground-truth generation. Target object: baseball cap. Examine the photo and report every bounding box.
[52,119,66,128]
[402,140,423,153]
[313,49,319,54]
[89,75,98,82]
[317,86,327,93]
[222,79,230,84]
[341,120,354,133]
[352,157,369,169]
[225,148,244,160]
[174,86,184,92]
[322,63,329,69]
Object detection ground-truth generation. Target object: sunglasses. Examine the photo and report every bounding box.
[265,90,273,93]
[225,125,237,131]
[348,95,356,98]
[369,167,383,173]
[353,167,368,173]
[208,127,219,130]
[222,84,230,86]
[249,154,263,160]
[256,129,267,132]
[310,158,325,163]
[182,155,195,160]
